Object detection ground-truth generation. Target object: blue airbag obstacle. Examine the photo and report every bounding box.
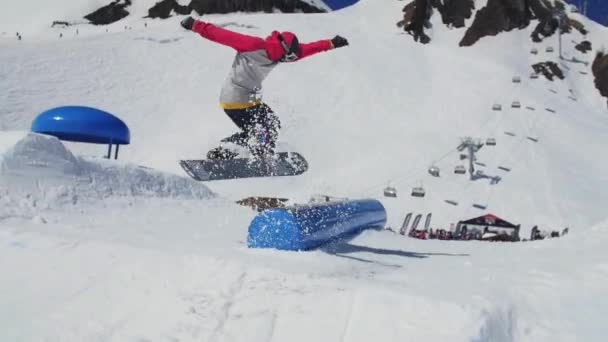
[31,106,130,159]
[247,199,387,251]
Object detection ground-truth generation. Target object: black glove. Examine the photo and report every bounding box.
[331,35,348,48]
[181,16,195,30]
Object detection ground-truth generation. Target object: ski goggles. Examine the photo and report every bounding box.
[278,34,300,62]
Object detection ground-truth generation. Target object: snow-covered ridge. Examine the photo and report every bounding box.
[0,132,215,214]
[0,0,330,35]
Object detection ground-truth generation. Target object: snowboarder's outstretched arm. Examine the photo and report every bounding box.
[184,18,265,53]
[298,36,349,60]
[180,16,349,60]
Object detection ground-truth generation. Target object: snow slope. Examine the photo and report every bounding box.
[1,0,608,340]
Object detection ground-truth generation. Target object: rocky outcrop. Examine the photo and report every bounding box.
[433,0,474,28]
[460,0,532,47]
[459,0,587,46]
[85,0,131,25]
[397,0,432,44]
[397,0,474,44]
[575,40,592,54]
[147,0,191,19]
[188,0,324,15]
[86,0,324,25]
[532,61,565,81]
[592,52,608,108]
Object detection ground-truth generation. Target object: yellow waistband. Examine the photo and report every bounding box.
[220,101,261,110]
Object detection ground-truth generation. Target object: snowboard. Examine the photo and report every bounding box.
[180,152,308,181]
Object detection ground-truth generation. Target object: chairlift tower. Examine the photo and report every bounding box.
[583,0,588,17]
[553,10,566,59]
[459,137,479,179]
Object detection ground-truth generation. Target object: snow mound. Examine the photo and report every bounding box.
[0,132,215,211]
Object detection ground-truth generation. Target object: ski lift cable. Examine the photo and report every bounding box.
[357,67,531,200]
[376,75,520,201]
[447,59,566,215]
[449,76,532,214]
[356,144,461,198]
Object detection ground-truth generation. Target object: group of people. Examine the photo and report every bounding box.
[409,228,455,240]
[409,227,516,241]
[408,225,570,242]
[530,226,569,241]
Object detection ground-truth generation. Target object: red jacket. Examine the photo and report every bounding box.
[191,21,334,108]
[192,21,333,61]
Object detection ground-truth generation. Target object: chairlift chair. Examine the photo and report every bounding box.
[428,166,440,177]
[511,101,521,108]
[531,48,538,55]
[546,46,554,53]
[486,138,496,146]
[530,73,539,79]
[411,186,426,198]
[454,165,466,174]
[512,76,521,83]
[383,186,397,198]
[492,104,502,111]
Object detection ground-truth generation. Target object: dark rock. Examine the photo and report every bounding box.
[432,0,474,28]
[592,52,608,108]
[85,0,131,25]
[575,40,592,54]
[87,0,324,25]
[397,0,473,44]
[530,1,587,42]
[148,0,192,19]
[532,61,565,81]
[51,21,71,27]
[460,0,532,47]
[460,0,587,46]
[397,0,432,44]
[568,18,588,35]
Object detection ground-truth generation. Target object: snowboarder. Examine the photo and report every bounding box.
[180,16,349,159]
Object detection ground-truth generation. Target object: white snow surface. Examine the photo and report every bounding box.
[1,0,608,341]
